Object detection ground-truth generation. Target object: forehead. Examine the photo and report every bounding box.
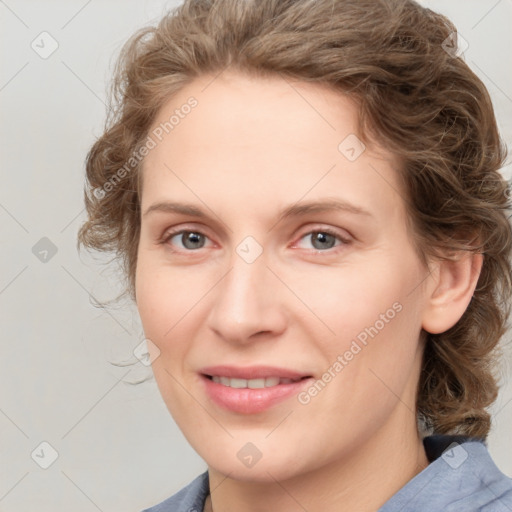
[141,71,406,225]
[148,71,363,159]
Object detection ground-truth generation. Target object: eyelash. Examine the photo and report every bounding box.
[160,226,352,254]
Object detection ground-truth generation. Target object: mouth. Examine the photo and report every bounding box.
[203,375,309,389]
[199,366,314,414]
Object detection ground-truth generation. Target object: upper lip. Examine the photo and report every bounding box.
[200,365,312,380]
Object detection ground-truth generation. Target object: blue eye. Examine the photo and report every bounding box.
[162,227,350,253]
[167,231,210,250]
[296,230,345,251]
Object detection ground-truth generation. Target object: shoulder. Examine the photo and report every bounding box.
[141,471,209,512]
[379,435,512,512]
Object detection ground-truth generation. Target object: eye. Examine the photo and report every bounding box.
[161,227,350,253]
[164,230,212,251]
[295,229,350,251]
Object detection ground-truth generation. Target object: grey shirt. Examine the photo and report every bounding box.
[142,435,512,511]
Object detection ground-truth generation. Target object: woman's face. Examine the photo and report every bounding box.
[136,71,431,481]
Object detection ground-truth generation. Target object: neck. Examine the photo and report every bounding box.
[206,410,429,512]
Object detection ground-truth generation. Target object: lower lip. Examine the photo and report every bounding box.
[201,374,312,414]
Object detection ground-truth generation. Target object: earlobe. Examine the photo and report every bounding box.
[421,251,483,334]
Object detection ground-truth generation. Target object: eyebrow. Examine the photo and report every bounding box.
[143,198,374,221]
[277,198,374,221]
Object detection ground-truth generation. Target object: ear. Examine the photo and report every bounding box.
[421,251,483,334]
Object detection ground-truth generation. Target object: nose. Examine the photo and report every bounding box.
[206,250,287,345]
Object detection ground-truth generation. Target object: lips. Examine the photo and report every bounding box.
[199,365,313,414]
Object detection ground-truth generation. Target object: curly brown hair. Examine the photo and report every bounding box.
[78,0,512,439]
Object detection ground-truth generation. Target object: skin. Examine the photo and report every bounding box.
[135,70,483,512]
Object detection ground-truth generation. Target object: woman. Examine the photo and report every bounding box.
[78,0,512,510]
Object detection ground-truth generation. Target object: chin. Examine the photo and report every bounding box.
[198,439,315,482]
[207,458,302,483]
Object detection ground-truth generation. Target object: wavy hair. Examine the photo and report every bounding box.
[78,0,512,439]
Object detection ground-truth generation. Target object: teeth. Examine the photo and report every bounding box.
[210,376,298,388]
[230,378,247,389]
[248,378,265,389]
[263,377,280,387]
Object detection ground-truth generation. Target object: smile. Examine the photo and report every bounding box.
[200,367,313,414]
[207,376,301,388]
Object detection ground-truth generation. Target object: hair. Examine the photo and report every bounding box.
[78,0,512,439]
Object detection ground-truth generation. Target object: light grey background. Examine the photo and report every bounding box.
[1,0,511,510]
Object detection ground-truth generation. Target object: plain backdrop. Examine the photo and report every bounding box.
[1,0,511,510]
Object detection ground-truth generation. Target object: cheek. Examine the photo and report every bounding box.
[134,259,206,414]
[135,258,215,360]
[135,265,169,341]
[135,255,176,365]
[295,251,425,406]
[288,253,420,346]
